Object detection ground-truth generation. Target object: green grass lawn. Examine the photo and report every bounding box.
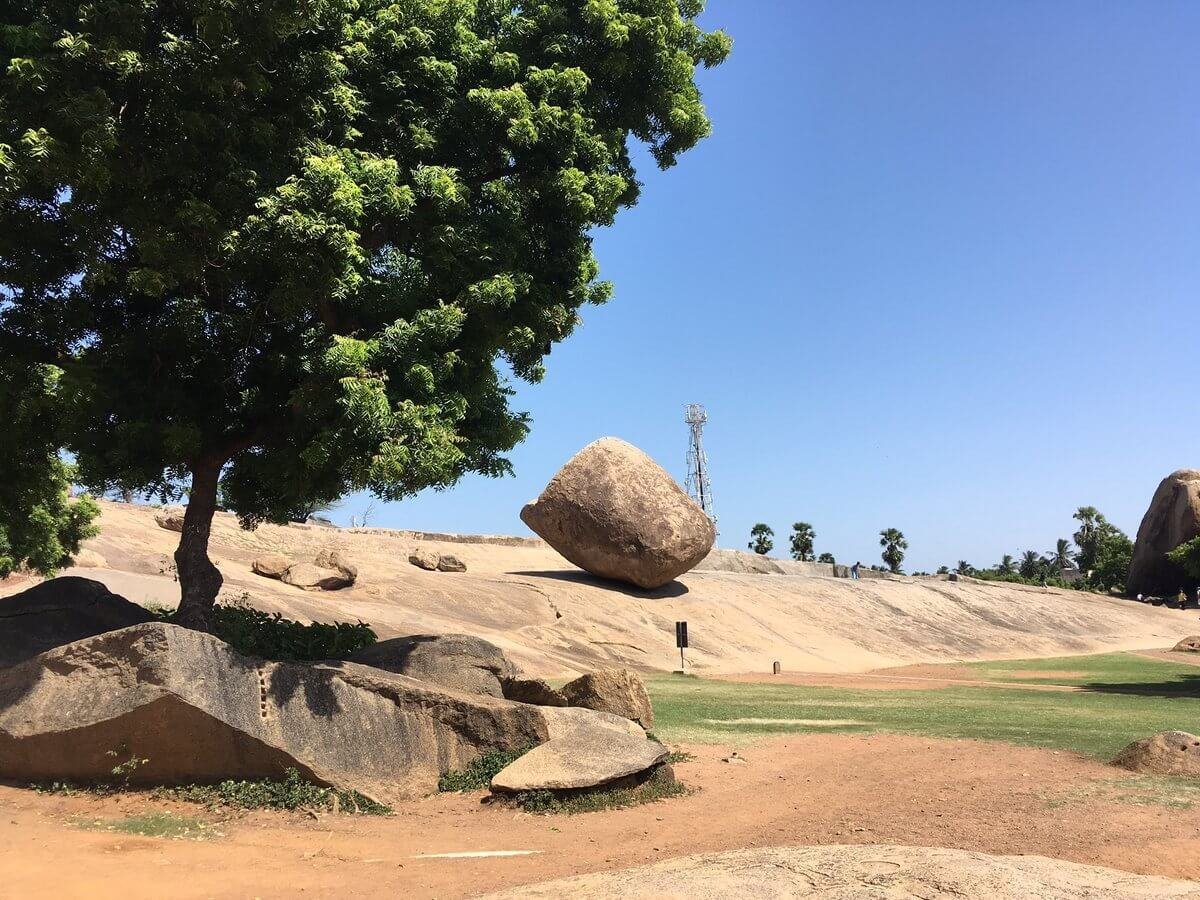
[647,652,1200,759]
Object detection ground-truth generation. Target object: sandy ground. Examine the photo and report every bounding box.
[4,730,1200,899]
[25,500,1195,677]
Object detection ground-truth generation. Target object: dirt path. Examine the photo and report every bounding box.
[3,733,1200,899]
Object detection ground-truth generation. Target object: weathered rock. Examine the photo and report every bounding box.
[281,563,353,592]
[1173,636,1200,653]
[72,549,108,569]
[409,549,439,571]
[481,845,1200,899]
[0,577,155,668]
[436,553,467,573]
[520,437,716,590]
[349,634,517,698]
[315,548,358,584]
[1113,731,1200,777]
[503,677,568,707]
[1128,470,1200,596]
[0,622,579,804]
[251,553,293,580]
[154,508,185,532]
[491,707,664,793]
[561,668,655,729]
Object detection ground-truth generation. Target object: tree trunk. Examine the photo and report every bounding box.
[172,459,224,631]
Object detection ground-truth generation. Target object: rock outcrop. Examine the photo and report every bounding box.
[436,553,467,573]
[481,845,1200,899]
[502,677,568,707]
[0,577,155,668]
[252,553,293,579]
[0,623,589,804]
[408,549,439,571]
[1127,470,1200,596]
[520,437,715,590]
[561,668,655,729]
[154,508,186,532]
[315,548,358,584]
[280,562,353,592]
[1112,731,1200,777]
[348,634,517,698]
[72,549,108,569]
[1173,636,1200,653]
[490,706,663,793]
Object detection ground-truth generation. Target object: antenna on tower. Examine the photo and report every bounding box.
[684,404,716,529]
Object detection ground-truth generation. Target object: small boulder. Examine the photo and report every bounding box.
[154,508,185,532]
[1173,636,1200,653]
[1112,731,1200,777]
[348,634,518,698]
[503,677,569,707]
[252,553,293,580]
[315,548,358,584]
[409,549,439,571]
[437,553,467,573]
[281,563,353,592]
[561,668,655,730]
[520,437,715,590]
[72,549,108,569]
[490,721,666,793]
[0,577,155,668]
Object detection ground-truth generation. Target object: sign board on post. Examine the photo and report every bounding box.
[675,621,688,670]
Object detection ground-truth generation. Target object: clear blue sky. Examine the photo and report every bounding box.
[338,1,1200,573]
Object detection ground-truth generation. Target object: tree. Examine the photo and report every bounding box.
[817,552,836,564]
[1047,538,1074,572]
[1,1,730,627]
[1088,526,1134,591]
[955,560,973,576]
[1018,550,1042,580]
[789,522,815,562]
[936,565,950,575]
[1168,537,1200,581]
[748,523,774,556]
[879,528,907,573]
[995,554,1015,576]
[1073,507,1106,572]
[0,363,98,577]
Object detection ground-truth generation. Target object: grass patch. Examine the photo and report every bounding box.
[647,652,1200,759]
[163,769,390,815]
[517,777,686,815]
[77,812,216,840]
[439,747,533,793]
[1049,776,1200,811]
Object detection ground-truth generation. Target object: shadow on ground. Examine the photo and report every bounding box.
[508,570,689,599]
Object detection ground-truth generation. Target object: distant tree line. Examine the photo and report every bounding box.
[746,521,909,574]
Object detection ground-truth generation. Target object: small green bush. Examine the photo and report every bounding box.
[438,746,533,792]
[517,777,686,815]
[166,769,390,815]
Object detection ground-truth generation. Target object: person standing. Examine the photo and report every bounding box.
[851,561,860,580]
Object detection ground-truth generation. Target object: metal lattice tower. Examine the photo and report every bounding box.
[684,404,716,528]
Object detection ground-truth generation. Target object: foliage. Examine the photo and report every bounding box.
[516,776,684,815]
[0,363,98,577]
[788,522,815,561]
[148,600,376,661]
[817,552,836,564]
[1047,538,1075,571]
[438,746,532,793]
[77,812,215,840]
[1085,526,1133,592]
[0,0,731,617]
[955,560,973,576]
[1168,537,1200,581]
[936,565,949,575]
[879,528,907,573]
[995,554,1015,576]
[167,768,390,815]
[748,523,774,556]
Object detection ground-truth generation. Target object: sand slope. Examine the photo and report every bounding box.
[24,501,1194,677]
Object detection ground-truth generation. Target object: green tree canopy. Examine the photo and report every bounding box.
[788,521,815,562]
[1,0,729,624]
[748,523,773,556]
[817,551,835,564]
[879,528,907,573]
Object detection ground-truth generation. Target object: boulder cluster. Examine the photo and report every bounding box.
[252,548,358,591]
[521,437,715,590]
[408,549,467,573]
[0,578,667,804]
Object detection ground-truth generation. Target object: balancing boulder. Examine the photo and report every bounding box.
[520,438,715,590]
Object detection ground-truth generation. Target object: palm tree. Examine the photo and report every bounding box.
[995,554,1015,576]
[956,560,973,576]
[789,522,816,562]
[879,528,908,573]
[1047,538,1074,572]
[1018,550,1041,580]
[748,523,774,555]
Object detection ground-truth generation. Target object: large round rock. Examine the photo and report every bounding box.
[521,438,715,590]
[1127,469,1200,596]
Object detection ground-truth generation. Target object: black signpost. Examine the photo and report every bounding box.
[675,621,688,671]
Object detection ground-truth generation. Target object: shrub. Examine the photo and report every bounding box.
[167,769,390,815]
[1168,537,1200,580]
[438,746,533,793]
[517,777,686,815]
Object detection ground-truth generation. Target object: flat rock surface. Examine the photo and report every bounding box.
[491,730,666,792]
[348,633,517,698]
[482,845,1200,898]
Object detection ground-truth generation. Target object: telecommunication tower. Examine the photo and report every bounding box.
[684,404,716,528]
